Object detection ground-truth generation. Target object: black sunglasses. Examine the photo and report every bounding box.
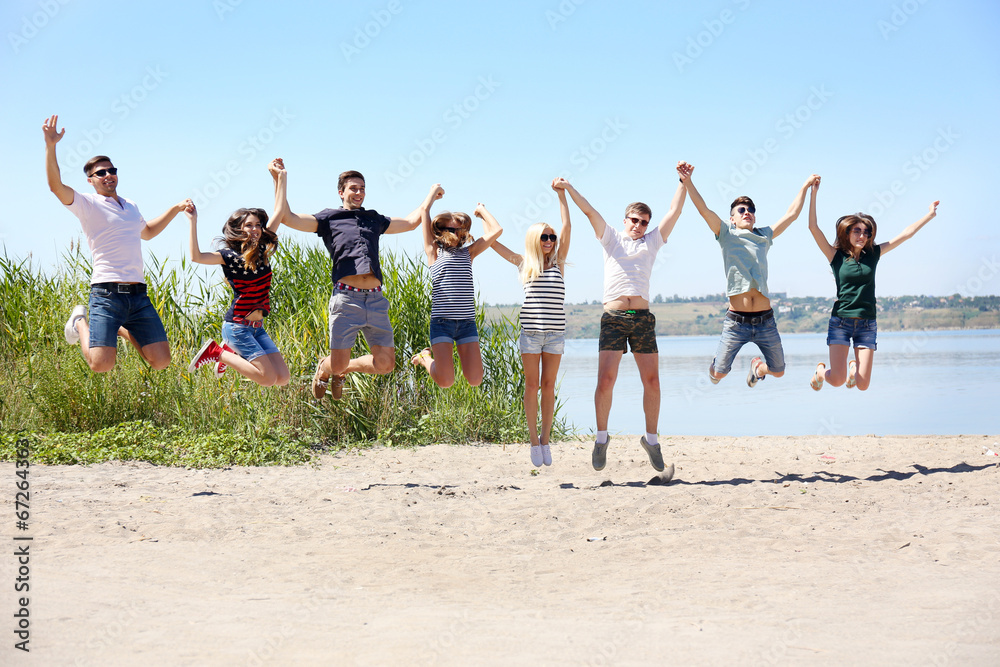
[439,227,463,233]
[625,216,649,227]
[89,168,118,178]
[735,205,755,215]
[540,233,557,242]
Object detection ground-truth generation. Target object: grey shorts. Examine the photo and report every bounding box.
[519,329,566,355]
[328,288,394,350]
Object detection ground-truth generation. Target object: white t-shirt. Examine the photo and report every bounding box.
[600,225,665,303]
[65,190,146,284]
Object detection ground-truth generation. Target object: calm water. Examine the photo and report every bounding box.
[554,329,1000,436]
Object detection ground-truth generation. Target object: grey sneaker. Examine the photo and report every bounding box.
[541,444,552,466]
[592,435,611,471]
[746,356,764,388]
[64,305,86,345]
[530,445,543,467]
[640,436,665,472]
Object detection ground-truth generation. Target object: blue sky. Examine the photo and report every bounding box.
[3,0,998,305]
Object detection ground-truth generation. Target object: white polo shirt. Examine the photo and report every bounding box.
[65,190,146,284]
[600,225,665,303]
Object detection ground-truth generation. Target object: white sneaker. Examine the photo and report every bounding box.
[64,305,86,345]
[529,445,543,467]
[541,444,552,466]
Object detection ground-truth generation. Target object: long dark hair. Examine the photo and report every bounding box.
[215,208,277,272]
[834,213,877,258]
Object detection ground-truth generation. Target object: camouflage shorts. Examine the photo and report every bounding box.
[598,309,657,354]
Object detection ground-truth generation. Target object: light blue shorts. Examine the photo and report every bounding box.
[519,330,565,355]
[222,321,280,362]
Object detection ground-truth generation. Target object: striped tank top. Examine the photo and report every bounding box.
[430,246,476,319]
[520,265,565,332]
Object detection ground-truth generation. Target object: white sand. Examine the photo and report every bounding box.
[6,434,1000,665]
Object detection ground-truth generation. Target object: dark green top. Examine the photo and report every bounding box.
[831,245,881,319]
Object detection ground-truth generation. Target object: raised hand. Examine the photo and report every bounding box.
[551,177,569,191]
[928,200,940,217]
[474,202,487,219]
[809,175,821,193]
[429,183,445,200]
[268,158,285,180]
[676,161,694,182]
[42,114,65,146]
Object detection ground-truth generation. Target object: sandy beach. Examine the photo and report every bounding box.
[6,434,1000,665]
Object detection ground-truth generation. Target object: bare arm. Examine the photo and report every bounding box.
[469,203,503,260]
[880,201,939,256]
[489,239,523,267]
[555,177,606,239]
[270,159,318,233]
[657,181,688,243]
[554,180,572,266]
[676,162,722,236]
[266,158,285,234]
[142,199,192,240]
[386,185,441,235]
[43,115,74,205]
[418,184,445,265]
[772,174,819,239]
[806,176,835,263]
[186,205,224,265]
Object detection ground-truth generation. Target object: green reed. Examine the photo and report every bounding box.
[0,241,569,465]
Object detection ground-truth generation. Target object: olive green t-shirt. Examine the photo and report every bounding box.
[830,245,881,319]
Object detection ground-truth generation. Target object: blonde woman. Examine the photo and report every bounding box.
[490,178,572,467]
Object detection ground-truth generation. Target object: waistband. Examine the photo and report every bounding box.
[604,308,650,316]
[727,309,774,325]
[335,282,383,293]
[230,316,264,328]
[91,282,147,294]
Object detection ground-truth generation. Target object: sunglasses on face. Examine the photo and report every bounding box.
[851,227,872,237]
[540,233,557,242]
[439,227,463,233]
[625,216,649,227]
[89,168,118,178]
[735,205,755,215]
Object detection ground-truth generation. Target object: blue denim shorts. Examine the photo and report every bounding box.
[519,329,566,355]
[222,321,280,362]
[826,316,877,351]
[328,289,395,350]
[88,285,168,349]
[713,311,785,375]
[430,318,479,345]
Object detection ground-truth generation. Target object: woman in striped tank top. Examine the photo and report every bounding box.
[411,184,503,388]
[490,179,572,466]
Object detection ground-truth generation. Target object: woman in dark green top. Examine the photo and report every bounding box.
[807,177,939,391]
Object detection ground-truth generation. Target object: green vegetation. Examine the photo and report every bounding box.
[0,243,565,467]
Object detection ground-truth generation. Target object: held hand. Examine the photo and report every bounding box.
[551,177,569,191]
[676,161,694,181]
[177,198,195,216]
[928,200,940,217]
[429,183,444,200]
[809,175,821,194]
[42,114,65,146]
[184,202,198,222]
[474,202,487,219]
[268,158,285,180]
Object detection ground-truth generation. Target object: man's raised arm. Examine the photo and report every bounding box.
[554,177,606,239]
[772,174,820,239]
[676,161,721,236]
[43,115,74,206]
[657,181,688,242]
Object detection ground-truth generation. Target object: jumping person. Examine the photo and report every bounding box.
[807,179,939,391]
[411,185,503,389]
[44,114,190,373]
[184,166,290,387]
[270,158,428,399]
[490,178,571,467]
[560,176,687,472]
[677,161,819,388]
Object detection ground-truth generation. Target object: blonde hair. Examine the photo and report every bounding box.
[519,222,558,284]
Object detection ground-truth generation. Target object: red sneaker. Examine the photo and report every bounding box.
[188,340,223,372]
[213,343,237,378]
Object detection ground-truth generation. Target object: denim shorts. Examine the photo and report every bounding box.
[222,321,280,362]
[713,311,785,375]
[598,309,657,354]
[826,316,877,351]
[430,318,479,345]
[328,289,395,350]
[88,285,168,349]
[519,329,565,355]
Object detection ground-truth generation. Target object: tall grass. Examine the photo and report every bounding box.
[0,241,569,463]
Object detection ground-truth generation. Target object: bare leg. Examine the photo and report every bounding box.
[825,344,850,387]
[76,318,116,373]
[521,353,541,446]
[221,351,290,387]
[411,342,456,388]
[754,357,784,379]
[595,350,624,432]
[853,347,875,391]
[325,345,397,379]
[633,352,661,435]
[117,326,170,370]
[456,341,484,386]
[538,352,562,445]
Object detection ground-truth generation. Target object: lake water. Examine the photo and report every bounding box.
[554,329,1000,437]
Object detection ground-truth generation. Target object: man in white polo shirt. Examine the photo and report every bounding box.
[44,114,191,373]
[556,176,686,473]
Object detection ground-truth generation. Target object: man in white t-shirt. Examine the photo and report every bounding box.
[44,114,192,373]
[556,177,686,473]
